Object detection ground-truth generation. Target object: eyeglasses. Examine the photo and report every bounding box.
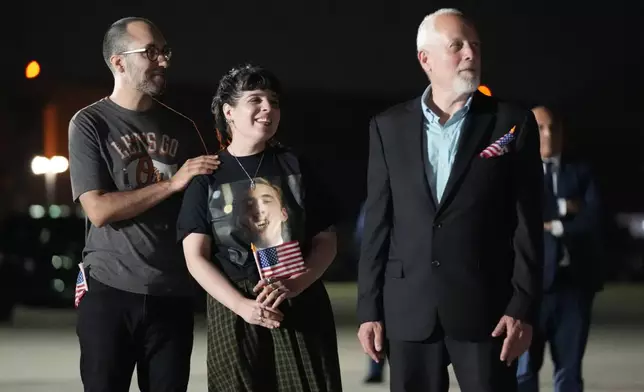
[119,45,172,62]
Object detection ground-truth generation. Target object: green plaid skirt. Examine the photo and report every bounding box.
[206,279,343,392]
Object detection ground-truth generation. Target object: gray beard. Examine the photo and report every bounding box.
[452,75,480,95]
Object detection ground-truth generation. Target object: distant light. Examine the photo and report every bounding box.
[25,61,41,79]
[50,156,69,174]
[61,255,74,270]
[51,279,65,293]
[478,85,492,96]
[31,156,50,175]
[29,205,46,219]
[52,255,63,270]
[31,155,69,174]
[60,205,71,218]
[49,204,62,219]
[39,228,51,244]
[24,258,36,273]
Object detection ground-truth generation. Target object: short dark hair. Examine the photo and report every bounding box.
[210,64,282,147]
[102,17,158,70]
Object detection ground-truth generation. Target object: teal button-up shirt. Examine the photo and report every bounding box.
[421,86,473,202]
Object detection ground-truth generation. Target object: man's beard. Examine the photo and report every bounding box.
[127,63,165,97]
[137,75,165,97]
[452,74,480,95]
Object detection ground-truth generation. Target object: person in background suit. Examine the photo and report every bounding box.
[516,106,603,392]
[356,8,544,392]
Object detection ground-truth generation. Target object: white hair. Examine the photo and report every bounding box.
[416,8,464,51]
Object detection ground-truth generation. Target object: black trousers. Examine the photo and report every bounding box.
[517,287,595,392]
[76,277,195,392]
[388,323,518,392]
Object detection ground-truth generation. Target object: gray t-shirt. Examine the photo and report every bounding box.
[69,97,208,296]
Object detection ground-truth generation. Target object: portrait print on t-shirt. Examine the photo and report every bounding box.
[209,175,304,268]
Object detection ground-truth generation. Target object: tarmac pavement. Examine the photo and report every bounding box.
[0,283,642,391]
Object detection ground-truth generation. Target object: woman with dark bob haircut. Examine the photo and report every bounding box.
[176,64,343,392]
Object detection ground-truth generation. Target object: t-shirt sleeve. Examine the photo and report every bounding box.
[300,156,340,238]
[176,175,212,242]
[68,111,114,202]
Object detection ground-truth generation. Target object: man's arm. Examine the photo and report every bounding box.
[504,112,544,325]
[357,117,392,323]
[69,115,218,228]
[79,184,176,228]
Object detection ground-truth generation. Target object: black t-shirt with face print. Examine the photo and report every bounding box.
[176,146,336,282]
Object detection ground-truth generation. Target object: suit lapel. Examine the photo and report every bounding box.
[404,98,437,213]
[437,94,493,214]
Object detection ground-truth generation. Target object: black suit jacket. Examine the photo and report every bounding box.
[357,91,544,341]
[544,159,603,293]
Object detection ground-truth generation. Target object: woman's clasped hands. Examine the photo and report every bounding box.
[254,277,293,308]
[236,298,283,329]
[237,274,311,329]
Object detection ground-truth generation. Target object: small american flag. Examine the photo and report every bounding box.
[254,241,306,280]
[75,263,89,308]
[479,126,516,158]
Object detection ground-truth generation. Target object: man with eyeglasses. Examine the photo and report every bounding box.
[68,17,219,392]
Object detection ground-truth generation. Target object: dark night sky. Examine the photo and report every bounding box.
[4,0,644,212]
[8,1,639,101]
